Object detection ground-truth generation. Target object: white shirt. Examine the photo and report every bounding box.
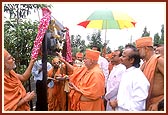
[105,64,126,111]
[116,66,150,111]
[98,56,109,87]
[31,59,52,81]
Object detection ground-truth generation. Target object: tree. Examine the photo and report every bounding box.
[4,20,39,72]
[4,4,52,73]
[71,34,86,56]
[160,24,164,44]
[106,46,112,53]
[154,33,160,45]
[118,45,124,51]
[153,24,164,45]
[4,4,52,19]
[87,30,103,49]
[142,26,150,37]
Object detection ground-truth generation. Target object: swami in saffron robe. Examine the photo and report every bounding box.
[68,65,105,111]
[4,70,30,111]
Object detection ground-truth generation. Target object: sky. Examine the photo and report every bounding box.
[4,2,166,50]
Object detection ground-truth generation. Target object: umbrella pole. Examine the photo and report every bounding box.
[103,28,107,57]
[102,20,107,57]
[105,20,107,44]
[105,28,107,43]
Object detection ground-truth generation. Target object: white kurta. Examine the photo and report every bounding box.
[105,64,126,111]
[116,66,150,111]
[98,56,109,87]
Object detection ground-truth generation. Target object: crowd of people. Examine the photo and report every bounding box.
[4,36,164,111]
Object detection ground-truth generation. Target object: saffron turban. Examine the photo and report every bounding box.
[135,37,153,48]
[105,53,112,59]
[105,52,115,59]
[85,49,100,61]
[76,52,83,58]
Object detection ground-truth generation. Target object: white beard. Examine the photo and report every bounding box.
[5,62,16,71]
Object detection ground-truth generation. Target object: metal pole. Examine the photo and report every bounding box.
[28,78,33,111]
[103,20,107,57]
[105,20,107,44]
[36,33,48,111]
[41,33,48,111]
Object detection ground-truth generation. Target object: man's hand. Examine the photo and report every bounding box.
[109,99,118,110]
[68,82,81,93]
[38,68,42,74]
[147,103,158,111]
[30,58,37,64]
[24,91,36,102]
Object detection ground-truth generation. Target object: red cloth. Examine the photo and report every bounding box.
[65,27,72,62]
[31,8,51,59]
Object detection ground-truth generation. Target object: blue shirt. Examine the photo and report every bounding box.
[31,60,52,81]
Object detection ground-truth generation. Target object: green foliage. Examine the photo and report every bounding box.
[4,4,52,19]
[70,35,86,56]
[4,19,39,73]
[141,25,164,45]
[153,24,164,45]
[4,3,52,74]
[141,26,150,37]
[87,30,103,50]
[106,46,112,53]
[118,45,124,51]
[160,24,164,44]
[154,33,160,45]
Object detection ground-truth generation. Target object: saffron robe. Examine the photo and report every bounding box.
[142,55,163,110]
[4,70,30,111]
[47,67,67,111]
[68,65,105,111]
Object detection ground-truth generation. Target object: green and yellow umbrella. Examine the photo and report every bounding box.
[78,10,136,56]
[78,10,136,29]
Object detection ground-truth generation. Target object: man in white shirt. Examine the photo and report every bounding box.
[105,50,126,111]
[110,45,150,111]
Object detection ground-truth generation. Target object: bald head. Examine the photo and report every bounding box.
[52,57,60,68]
[4,48,16,71]
[4,49,10,60]
[52,57,60,63]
